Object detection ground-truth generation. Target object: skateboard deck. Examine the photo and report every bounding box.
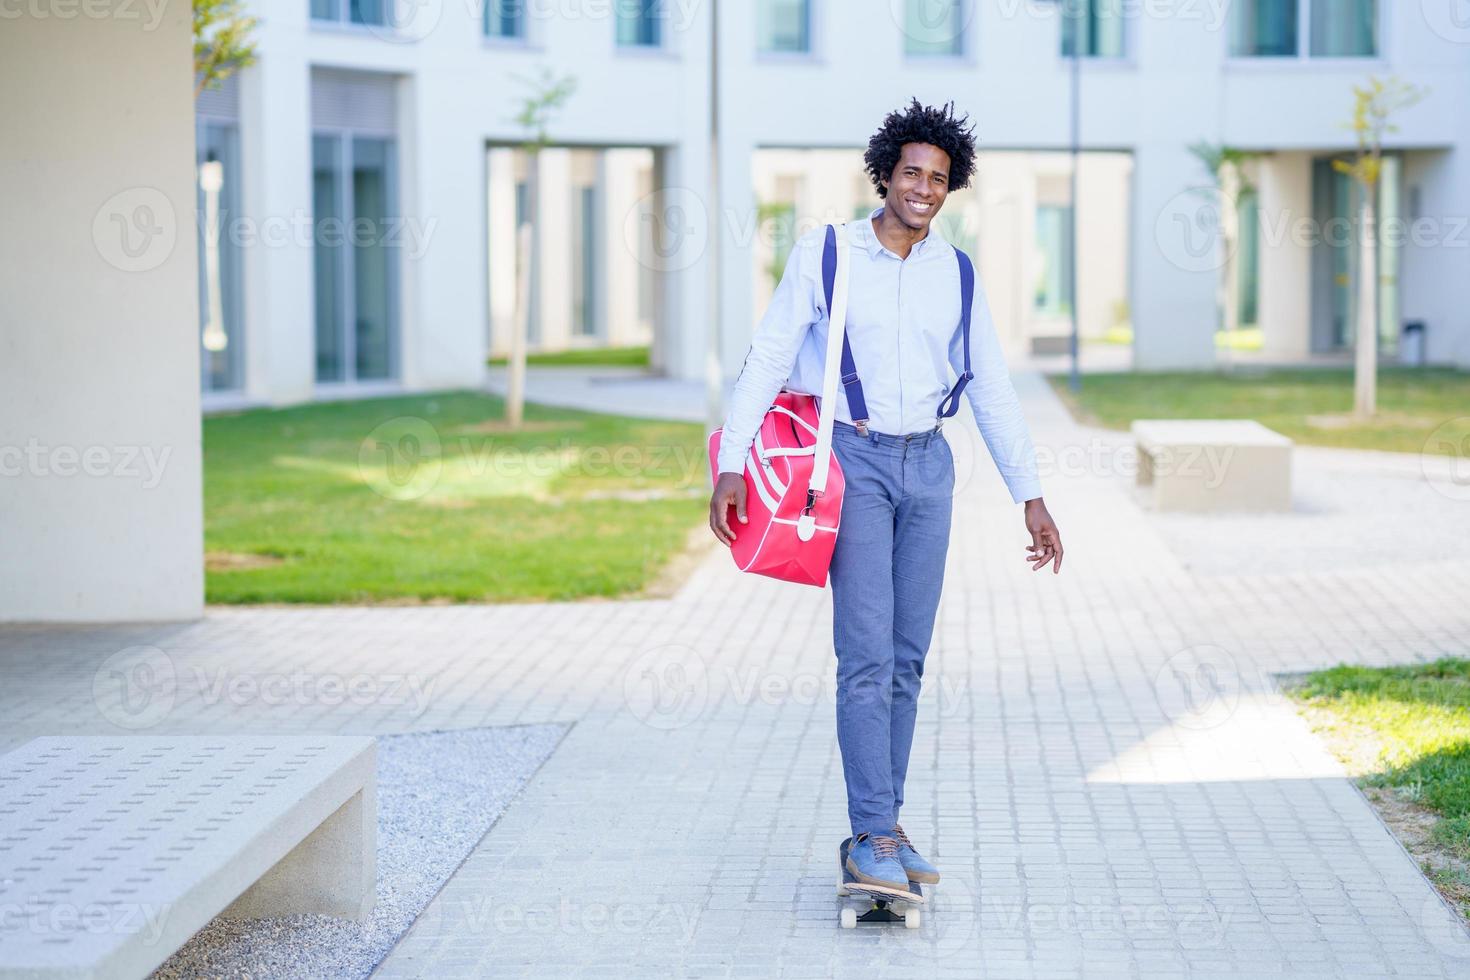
[837,836,924,929]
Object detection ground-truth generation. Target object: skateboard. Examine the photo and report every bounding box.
[836,836,923,929]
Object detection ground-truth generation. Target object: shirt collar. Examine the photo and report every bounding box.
[857,204,944,259]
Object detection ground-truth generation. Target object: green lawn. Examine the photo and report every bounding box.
[1285,659,1470,916]
[204,391,707,604]
[1048,366,1470,454]
[487,345,651,368]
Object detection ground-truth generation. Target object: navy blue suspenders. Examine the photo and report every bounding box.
[821,223,976,433]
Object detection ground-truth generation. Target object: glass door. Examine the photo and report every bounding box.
[313,132,399,384]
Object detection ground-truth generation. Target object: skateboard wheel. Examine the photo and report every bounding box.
[840,907,857,929]
[904,909,921,930]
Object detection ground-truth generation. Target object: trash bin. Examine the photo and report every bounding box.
[1401,321,1426,366]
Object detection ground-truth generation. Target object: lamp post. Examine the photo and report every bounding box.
[704,0,725,434]
[1046,0,1082,393]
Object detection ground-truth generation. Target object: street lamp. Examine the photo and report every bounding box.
[1045,0,1082,393]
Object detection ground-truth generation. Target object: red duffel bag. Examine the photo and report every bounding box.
[707,221,853,588]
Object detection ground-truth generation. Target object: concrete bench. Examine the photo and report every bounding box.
[1132,419,1293,512]
[0,735,375,980]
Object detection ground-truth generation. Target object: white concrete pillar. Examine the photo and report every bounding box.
[238,43,314,405]
[1401,147,1470,367]
[402,73,489,388]
[1131,142,1220,369]
[1256,152,1313,359]
[0,11,203,621]
[535,148,574,350]
[486,147,520,359]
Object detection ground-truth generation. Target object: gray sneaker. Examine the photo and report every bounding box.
[845,833,909,893]
[892,824,940,884]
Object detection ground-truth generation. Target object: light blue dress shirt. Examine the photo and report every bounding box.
[716,205,1043,505]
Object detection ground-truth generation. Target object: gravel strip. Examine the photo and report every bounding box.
[150,723,569,980]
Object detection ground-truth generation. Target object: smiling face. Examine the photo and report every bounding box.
[880,142,952,233]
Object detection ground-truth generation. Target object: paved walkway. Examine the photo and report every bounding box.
[3,370,1469,978]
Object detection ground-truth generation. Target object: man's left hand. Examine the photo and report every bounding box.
[1022,498,1063,574]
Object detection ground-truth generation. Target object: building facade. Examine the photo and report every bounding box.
[196,0,1470,412]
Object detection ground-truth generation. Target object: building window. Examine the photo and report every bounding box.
[485,0,525,39]
[197,122,244,393]
[758,0,810,54]
[1229,0,1296,56]
[904,0,966,57]
[1060,0,1125,58]
[310,0,389,27]
[1230,0,1376,58]
[1310,0,1376,57]
[312,134,400,383]
[1034,205,1074,316]
[616,0,662,47]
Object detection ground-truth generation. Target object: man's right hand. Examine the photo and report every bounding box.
[709,472,748,547]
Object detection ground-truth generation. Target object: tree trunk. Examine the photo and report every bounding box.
[1353,187,1378,419]
[1219,165,1241,371]
[507,153,537,428]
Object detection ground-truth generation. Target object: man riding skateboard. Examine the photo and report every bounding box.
[709,98,1064,898]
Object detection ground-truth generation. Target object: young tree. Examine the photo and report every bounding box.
[194,0,257,99]
[505,68,577,429]
[1187,142,1259,364]
[1335,76,1426,418]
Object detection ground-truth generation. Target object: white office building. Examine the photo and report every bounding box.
[194,0,1470,411]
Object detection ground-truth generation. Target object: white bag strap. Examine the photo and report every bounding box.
[797,221,850,541]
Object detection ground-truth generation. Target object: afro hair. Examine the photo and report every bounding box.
[863,97,977,199]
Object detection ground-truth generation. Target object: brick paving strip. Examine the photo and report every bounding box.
[2,370,1469,978]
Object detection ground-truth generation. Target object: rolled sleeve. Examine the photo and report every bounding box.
[949,272,1043,504]
[715,230,824,476]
